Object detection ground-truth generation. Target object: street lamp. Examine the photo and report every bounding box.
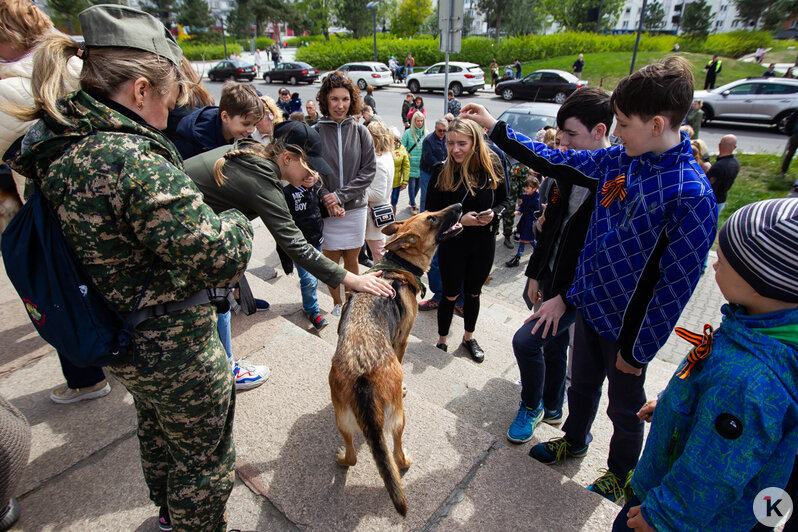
[366,1,379,62]
[214,11,229,60]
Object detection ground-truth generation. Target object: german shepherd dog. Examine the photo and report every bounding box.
[328,203,463,516]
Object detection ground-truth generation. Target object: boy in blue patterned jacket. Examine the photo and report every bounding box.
[461,56,718,500]
[616,199,798,532]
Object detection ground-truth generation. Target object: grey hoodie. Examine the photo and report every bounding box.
[316,116,376,210]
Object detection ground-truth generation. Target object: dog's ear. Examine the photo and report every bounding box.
[385,232,419,251]
[381,220,405,236]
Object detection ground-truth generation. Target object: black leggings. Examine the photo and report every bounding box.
[436,229,495,337]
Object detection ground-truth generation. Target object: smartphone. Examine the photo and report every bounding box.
[477,208,493,216]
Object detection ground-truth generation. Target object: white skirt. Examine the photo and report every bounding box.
[322,206,367,251]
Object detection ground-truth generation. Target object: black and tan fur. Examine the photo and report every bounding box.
[328,203,463,516]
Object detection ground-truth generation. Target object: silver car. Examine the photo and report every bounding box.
[694,77,798,133]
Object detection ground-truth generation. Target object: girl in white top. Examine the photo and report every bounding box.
[364,121,394,263]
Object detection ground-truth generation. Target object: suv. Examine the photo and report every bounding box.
[406,62,485,96]
[694,77,798,133]
[320,62,393,89]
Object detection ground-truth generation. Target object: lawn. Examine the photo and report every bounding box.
[487,51,770,92]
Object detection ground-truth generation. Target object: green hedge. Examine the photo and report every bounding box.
[295,31,773,70]
[179,42,243,61]
[285,34,339,46]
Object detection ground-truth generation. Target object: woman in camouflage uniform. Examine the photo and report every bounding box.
[7,6,251,531]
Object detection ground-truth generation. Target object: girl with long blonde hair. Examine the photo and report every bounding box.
[425,117,510,362]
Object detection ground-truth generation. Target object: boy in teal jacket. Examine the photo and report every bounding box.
[616,198,798,531]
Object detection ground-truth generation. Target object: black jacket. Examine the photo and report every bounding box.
[282,182,324,247]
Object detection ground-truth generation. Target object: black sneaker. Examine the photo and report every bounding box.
[158,506,172,531]
[462,338,484,363]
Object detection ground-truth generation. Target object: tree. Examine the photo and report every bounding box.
[680,0,712,36]
[504,0,544,36]
[139,0,177,25]
[293,0,338,39]
[643,1,666,30]
[538,0,624,32]
[226,0,254,37]
[47,0,89,34]
[389,0,432,36]
[177,0,213,28]
[336,0,373,37]
[477,0,513,40]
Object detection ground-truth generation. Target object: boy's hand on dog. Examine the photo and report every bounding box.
[637,400,657,422]
[343,271,395,298]
[626,506,656,532]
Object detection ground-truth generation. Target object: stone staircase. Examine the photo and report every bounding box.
[0,196,726,530]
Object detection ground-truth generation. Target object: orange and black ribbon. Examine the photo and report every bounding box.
[550,187,560,205]
[673,324,714,379]
[600,174,627,208]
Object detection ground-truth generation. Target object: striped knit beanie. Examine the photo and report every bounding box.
[718,198,798,303]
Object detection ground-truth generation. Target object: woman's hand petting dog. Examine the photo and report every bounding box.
[342,271,395,298]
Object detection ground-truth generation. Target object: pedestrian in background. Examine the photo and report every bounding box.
[514,58,522,79]
[390,126,410,215]
[447,90,461,117]
[572,53,584,78]
[402,111,426,214]
[254,47,263,75]
[707,134,739,213]
[684,100,703,139]
[419,118,448,211]
[782,109,798,178]
[490,58,499,88]
[364,84,377,114]
[704,55,722,90]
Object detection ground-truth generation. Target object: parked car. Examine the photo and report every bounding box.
[262,62,319,85]
[319,62,393,89]
[496,69,587,103]
[694,77,798,133]
[207,59,256,82]
[496,103,560,165]
[405,61,485,96]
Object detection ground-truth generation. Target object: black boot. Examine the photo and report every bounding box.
[505,255,520,268]
[503,235,514,248]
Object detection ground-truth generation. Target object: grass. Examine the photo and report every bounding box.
[486,51,770,91]
[720,154,795,229]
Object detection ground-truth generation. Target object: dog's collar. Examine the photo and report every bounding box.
[368,252,427,299]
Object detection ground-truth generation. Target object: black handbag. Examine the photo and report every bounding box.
[370,203,395,227]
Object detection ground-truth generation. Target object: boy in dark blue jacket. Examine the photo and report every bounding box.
[171,82,264,160]
[616,199,798,532]
[462,56,718,501]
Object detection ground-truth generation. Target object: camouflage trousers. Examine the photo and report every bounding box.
[109,305,234,532]
[502,178,521,238]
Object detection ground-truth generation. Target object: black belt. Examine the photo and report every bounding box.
[127,288,229,328]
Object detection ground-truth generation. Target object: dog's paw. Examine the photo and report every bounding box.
[396,451,412,470]
[336,448,357,467]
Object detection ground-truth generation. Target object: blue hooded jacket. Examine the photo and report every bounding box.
[632,304,798,531]
[172,106,228,160]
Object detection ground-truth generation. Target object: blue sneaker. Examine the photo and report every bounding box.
[232,360,270,391]
[528,437,588,464]
[255,298,270,310]
[308,313,328,331]
[542,408,563,425]
[506,401,544,443]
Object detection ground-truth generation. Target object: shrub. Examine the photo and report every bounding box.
[178,42,242,61]
[701,31,772,58]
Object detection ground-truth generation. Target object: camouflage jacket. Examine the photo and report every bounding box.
[10,90,253,312]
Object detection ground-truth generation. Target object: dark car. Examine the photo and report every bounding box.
[496,69,587,103]
[262,62,319,85]
[208,59,256,82]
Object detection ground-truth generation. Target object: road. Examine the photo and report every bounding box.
[199,76,789,155]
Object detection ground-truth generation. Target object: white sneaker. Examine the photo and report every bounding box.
[331,304,343,317]
[232,360,270,391]
[50,379,111,404]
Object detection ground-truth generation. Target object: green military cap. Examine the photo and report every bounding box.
[78,4,182,66]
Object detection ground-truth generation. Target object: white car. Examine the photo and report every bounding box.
[406,61,485,96]
[319,61,393,89]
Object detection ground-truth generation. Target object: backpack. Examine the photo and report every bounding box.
[1,186,224,369]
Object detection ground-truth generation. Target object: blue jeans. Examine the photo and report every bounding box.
[391,186,402,206]
[562,312,647,478]
[419,170,432,212]
[217,310,233,363]
[296,251,321,317]
[511,292,574,413]
[58,351,105,389]
[407,177,419,208]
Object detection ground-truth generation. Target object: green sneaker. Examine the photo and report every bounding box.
[528,437,589,465]
[587,469,626,503]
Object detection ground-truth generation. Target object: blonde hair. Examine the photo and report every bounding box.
[367,121,392,155]
[180,56,214,107]
[0,0,53,52]
[436,117,502,195]
[9,33,185,125]
[410,110,426,133]
[543,128,557,148]
[212,138,310,186]
[260,95,284,125]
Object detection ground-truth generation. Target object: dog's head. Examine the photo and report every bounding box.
[381,204,463,271]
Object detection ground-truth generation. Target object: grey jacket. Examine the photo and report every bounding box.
[316,116,376,210]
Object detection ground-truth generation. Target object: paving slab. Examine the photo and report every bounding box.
[435,445,619,532]
[231,321,497,531]
[0,353,136,495]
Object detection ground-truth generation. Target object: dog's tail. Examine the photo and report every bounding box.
[353,374,407,516]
